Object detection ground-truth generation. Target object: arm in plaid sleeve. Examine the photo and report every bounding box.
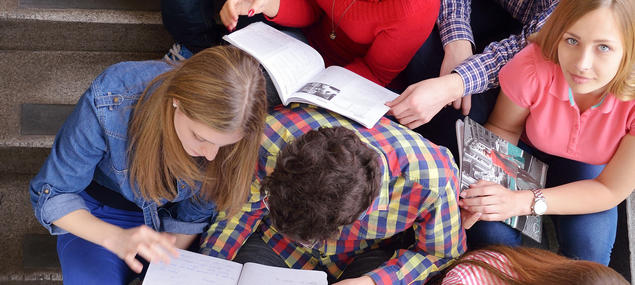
[453,1,557,96]
[438,0,474,47]
[198,183,267,259]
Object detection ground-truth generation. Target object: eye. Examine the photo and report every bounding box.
[565,38,578,46]
[598,44,611,53]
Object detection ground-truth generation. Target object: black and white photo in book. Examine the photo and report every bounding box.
[456,117,549,243]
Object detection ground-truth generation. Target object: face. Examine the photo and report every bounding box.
[173,100,244,161]
[557,7,624,97]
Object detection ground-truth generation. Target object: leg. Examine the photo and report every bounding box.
[161,0,223,53]
[334,248,395,283]
[233,232,288,267]
[466,220,523,249]
[552,208,617,265]
[57,191,146,285]
[57,234,137,285]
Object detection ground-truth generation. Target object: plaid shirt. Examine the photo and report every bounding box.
[200,104,466,284]
[438,0,559,96]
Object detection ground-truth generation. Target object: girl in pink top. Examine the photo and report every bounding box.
[459,0,635,265]
[432,246,627,285]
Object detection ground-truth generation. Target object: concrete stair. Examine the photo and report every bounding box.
[0,0,170,283]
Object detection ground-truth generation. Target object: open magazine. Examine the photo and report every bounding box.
[456,117,548,243]
[223,22,398,128]
[144,249,327,285]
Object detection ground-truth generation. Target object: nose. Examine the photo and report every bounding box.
[575,48,593,72]
[201,144,219,161]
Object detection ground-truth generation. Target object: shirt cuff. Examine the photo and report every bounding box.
[453,54,491,96]
[40,192,88,235]
[438,18,474,48]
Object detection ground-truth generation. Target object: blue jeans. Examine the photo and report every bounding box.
[57,191,146,285]
[467,144,616,265]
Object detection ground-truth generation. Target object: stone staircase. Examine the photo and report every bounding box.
[0,0,170,283]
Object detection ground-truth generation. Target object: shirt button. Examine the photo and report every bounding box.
[180,184,185,189]
[310,260,317,266]
[43,189,50,194]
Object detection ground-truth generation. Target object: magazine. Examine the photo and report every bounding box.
[144,249,327,285]
[223,22,399,128]
[456,117,548,243]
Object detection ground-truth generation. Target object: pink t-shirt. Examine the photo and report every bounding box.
[498,43,635,165]
[441,251,517,285]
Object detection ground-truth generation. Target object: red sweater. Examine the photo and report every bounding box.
[268,0,439,86]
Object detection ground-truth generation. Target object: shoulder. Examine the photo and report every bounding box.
[91,60,173,98]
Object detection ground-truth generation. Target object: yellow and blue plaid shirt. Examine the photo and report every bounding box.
[200,105,466,284]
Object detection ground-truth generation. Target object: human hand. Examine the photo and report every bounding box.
[386,73,464,129]
[460,207,481,229]
[441,40,472,115]
[103,225,179,273]
[220,0,278,31]
[333,276,376,285]
[458,180,527,221]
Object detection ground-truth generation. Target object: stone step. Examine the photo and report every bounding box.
[0,171,61,283]
[0,50,163,148]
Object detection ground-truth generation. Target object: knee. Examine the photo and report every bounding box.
[467,221,522,249]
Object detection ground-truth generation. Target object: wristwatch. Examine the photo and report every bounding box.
[530,189,547,216]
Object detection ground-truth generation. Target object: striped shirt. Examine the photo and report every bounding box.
[441,251,518,285]
[200,104,466,284]
[438,0,559,96]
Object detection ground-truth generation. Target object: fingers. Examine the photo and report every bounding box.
[451,97,461,110]
[461,95,472,115]
[220,1,239,31]
[386,86,412,107]
[461,209,481,229]
[124,253,143,274]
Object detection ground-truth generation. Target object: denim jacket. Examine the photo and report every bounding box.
[29,60,217,235]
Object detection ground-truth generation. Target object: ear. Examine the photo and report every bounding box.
[172,98,179,108]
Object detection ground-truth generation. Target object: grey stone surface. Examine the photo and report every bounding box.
[0,173,59,280]
[21,104,75,135]
[0,147,49,174]
[0,50,162,147]
[19,0,160,11]
[0,19,172,52]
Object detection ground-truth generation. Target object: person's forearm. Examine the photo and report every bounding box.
[539,180,625,216]
[53,209,124,249]
[484,122,521,145]
[262,0,280,18]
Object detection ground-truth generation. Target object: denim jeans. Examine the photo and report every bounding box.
[57,191,147,285]
[467,143,616,265]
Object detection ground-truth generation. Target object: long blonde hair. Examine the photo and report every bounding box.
[128,45,266,214]
[530,0,634,100]
[431,246,628,285]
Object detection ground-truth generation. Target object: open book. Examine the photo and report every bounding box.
[223,22,398,128]
[456,117,548,243]
[144,249,327,285]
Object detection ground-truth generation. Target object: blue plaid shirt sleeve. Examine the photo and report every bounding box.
[451,0,558,96]
[438,0,474,47]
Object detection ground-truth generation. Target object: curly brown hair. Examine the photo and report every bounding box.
[262,127,381,242]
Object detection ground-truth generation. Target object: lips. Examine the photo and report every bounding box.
[569,73,591,84]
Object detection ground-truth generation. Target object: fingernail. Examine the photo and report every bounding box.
[460,191,466,198]
[248,9,255,17]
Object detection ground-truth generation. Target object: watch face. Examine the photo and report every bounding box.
[534,200,547,215]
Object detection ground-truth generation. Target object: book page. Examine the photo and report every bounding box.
[459,117,547,242]
[289,66,398,128]
[143,249,243,285]
[237,262,327,285]
[223,22,325,101]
